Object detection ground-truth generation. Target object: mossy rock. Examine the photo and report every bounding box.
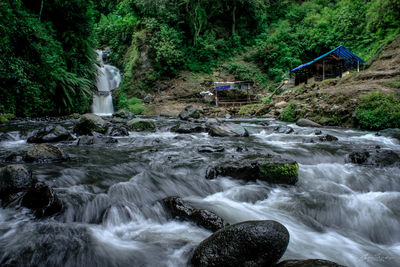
[259,163,298,185]
[0,114,9,123]
[74,114,108,135]
[127,119,156,132]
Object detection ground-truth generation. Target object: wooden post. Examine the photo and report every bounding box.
[357,61,360,72]
[215,90,219,108]
[322,60,325,80]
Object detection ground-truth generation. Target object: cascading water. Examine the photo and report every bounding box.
[92,50,121,116]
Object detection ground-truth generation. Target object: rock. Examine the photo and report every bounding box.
[113,109,135,120]
[198,145,225,153]
[25,144,69,163]
[27,125,72,143]
[74,113,108,135]
[345,149,400,167]
[0,165,36,200]
[69,113,81,119]
[274,125,294,134]
[275,101,289,109]
[296,118,321,127]
[162,197,225,232]
[126,119,156,132]
[77,135,118,145]
[207,123,249,137]
[319,134,338,142]
[377,128,400,141]
[105,125,129,136]
[275,259,346,267]
[191,220,289,267]
[0,132,18,142]
[4,153,24,163]
[21,182,62,218]
[143,94,154,104]
[314,130,322,135]
[206,155,298,185]
[171,124,206,134]
[205,118,220,125]
[179,105,201,120]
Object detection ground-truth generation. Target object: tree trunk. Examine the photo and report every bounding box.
[232,0,236,35]
[39,0,44,21]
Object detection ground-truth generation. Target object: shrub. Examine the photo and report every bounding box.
[280,102,298,122]
[356,91,400,130]
[127,98,147,115]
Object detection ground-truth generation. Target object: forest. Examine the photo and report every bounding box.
[0,0,399,117]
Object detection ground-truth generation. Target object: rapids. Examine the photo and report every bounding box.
[0,117,399,266]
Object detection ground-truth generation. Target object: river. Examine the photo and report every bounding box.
[0,117,399,266]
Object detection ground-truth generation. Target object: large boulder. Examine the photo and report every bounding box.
[27,125,72,143]
[207,123,249,137]
[74,114,108,135]
[105,125,129,136]
[377,128,400,141]
[206,155,299,185]
[25,144,69,163]
[113,109,135,120]
[171,123,206,134]
[274,126,294,134]
[162,197,225,232]
[77,135,118,145]
[275,259,346,267]
[21,182,62,218]
[127,119,156,132]
[0,165,36,200]
[179,105,201,120]
[346,149,400,167]
[191,220,289,267]
[296,118,321,127]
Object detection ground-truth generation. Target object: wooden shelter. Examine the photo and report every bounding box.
[213,81,255,107]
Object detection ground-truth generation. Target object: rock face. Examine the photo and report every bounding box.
[179,105,201,120]
[171,124,206,134]
[0,165,36,200]
[207,123,249,137]
[206,155,299,185]
[27,125,72,143]
[25,144,69,163]
[162,197,225,232]
[275,259,346,267]
[74,114,108,135]
[127,119,156,132]
[21,182,62,218]
[191,220,290,267]
[346,149,400,167]
[296,118,321,127]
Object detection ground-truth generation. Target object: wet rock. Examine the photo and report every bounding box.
[207,123,249,137]
[27,125,72,143]
[296,118,321,127]
[25,144,69,163]
[162,196,225,232]
[179,105,201,120]
[377,128,400,141]
[74,114,108,135]
[0,165,36,200]
[191,220,289,267]
[127,119,156,132]
[206,155,298,185]
[4,153,24,163]
[21,182,62,218]
[198,145,225,153]
[274,125,294,134]
[171,124,206,134]
[275,259,346,267]
[345,149,400,166]
[105,125,129,136]
[0,132,18,142]
[113,109,135,120]
[308,134,338,143]
[314,130,322,135]
[77,135,118,145]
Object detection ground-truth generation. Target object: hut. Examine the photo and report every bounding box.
[290,45,364,86]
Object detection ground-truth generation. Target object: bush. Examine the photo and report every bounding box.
[280,102,298,122]
[356,91,400,130]
[119,96,147,115]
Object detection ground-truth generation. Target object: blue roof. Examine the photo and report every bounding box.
[291,45,365,72]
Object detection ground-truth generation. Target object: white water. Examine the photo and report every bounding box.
[92,50,121,116]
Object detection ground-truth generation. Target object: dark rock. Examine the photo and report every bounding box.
[346,149,400,167]
[4,153,24,163]
[162,196,225,232]
[377,128,400,141]
[171,124,206,134]
[77,135,118,145]
[74,114,108,135]
[236,146,248,152]
[0,132,18,142]
[105,125,129,136]
[314,130,322,135]
[25,144,69,163]
[179,105,201,120]
[198,146,225,153]
[191,220,289,267]
[113,109,135,120]
[0,165,36,200]
[127,119,156,132]
[274,126,294,134]
[207,123,249,137]
[206,155,299,185]
[275,259,346,267]
[320,134,338,142]
[21,182,62,218]
[296,118,321,127]
[27,125,72,143]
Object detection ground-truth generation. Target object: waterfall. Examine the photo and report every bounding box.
[92,50,121,116]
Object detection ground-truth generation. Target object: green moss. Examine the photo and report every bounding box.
[127,119,156,132]
[238,104,265,116]
[259,163,299,185]
[0,114,9,123]
[279,102,298,122]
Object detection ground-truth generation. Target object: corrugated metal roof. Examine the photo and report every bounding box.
[291,45,365,72]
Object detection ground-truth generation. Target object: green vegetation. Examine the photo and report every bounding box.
[386,77,400,89]
[238,104,265,116]
[259,162,299,185]
[127,119,156,132]
[356,91,400,130]
[280,103,298,122]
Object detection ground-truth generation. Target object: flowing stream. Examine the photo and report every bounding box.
[91,50,121,116]
[0,117,400,266]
